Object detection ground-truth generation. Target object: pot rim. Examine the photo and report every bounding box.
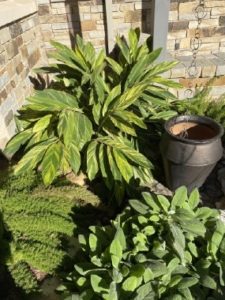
[164,115,224,144]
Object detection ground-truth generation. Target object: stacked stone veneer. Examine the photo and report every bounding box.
[167,0,225,98]
[37,0,152,52]
[0,11,46,149]
[168,0,225,56]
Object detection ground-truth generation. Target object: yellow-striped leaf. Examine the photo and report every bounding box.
[86,141,99,180]
[4,129,33,157]
[14,139,56,175]
[113,148,133,183]
[68,142,81,175]
[41,142,63,185]
[33,114,52,133]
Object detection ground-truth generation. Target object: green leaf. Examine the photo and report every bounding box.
[143,268,154,283]
[116,35,131,64]
[122,276,138,292]
[27,89,79,111]
[114,83,147,110]
[62,111,93,149]
[129,199,149,214]
[86,141,99,180]
[188,188,200,209]
[90,274,108,293]
[106,57,123,75]
[171,186,188,209]
[200,275,217,289]
[68,142,81,174]
[209,219,225,258]
[115,227,126,250]
[169,223,185,262]
[110,239,122,269]
[102,85,121,116]
[14,139,56,175]
[178,277,198,289]
[196,207,218,220]
[33,114,52,133]
[142,192,160,212]
[41,142,63,185]
[109,282,118,300]
[143,225,155,236]
[157,195,170,212]
[134,282,153,300]
[89,233,97,252]
[113,111,147,129]
[100,136,152,169]
[107,146,121,181]
[4,129,33,157]
[110,115,136,136]
[113,148,133,183]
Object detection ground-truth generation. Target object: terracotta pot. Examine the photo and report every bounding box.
[160,115,224,192]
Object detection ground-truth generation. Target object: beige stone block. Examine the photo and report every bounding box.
[79,5,90,13]
[81,20,96,31]
[42,30,53,42]
[120,3,134,12]
[179,38,190,49]
[96,24,105,31]
[39,15,53,24]
[51,2,65,9]
[82,13,92,21]
[202,36,224,43]
[205,1,225,8]
[89,30,105,39]
[124,10,141,23]
[0,27,11,45]
[112,4,120,11]
[168,31,187,39]
[211,7,225,16]
[56,7,67,14]
[189,19,218,29]
[113,11,124,19]
[179,2,197,13]
[202,64,217,77]
[201,42,220,51]
[171,65,186,78]
[167,39,175,50]
[91,13,101,20]
[169,11,178,21]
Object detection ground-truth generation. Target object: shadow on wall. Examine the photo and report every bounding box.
[65,0,81,49]
[141,0,152,35]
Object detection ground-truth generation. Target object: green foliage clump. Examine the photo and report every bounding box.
[0,172,101,293]
[4,28,180,203]
[171,85,225,129]
[59,187,225,299]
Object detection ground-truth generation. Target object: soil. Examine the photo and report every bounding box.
[170,121,217,140]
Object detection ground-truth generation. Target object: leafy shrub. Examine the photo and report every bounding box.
[4,29,180,202]
[58,187,225,299]
[0,172,101,293]
[171,85,225,130]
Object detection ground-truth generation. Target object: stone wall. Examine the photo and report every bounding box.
[168,0,225,57]
[0,3,46,149]
[37,0,152,53]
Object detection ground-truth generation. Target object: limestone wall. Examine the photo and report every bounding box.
[168,0,225,57]
[37,0,152,53]
[0,1,46,149]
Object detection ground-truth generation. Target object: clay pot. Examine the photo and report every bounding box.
[160,115,224,192]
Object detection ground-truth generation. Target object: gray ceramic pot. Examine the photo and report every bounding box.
[160,115,224,192]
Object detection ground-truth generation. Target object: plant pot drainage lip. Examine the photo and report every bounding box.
[164,115,224,145]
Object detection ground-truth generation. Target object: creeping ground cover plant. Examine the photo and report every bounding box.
[58,186,225,300]
[4,28,181,202]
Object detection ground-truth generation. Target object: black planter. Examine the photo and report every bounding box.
[160,115,224,192]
